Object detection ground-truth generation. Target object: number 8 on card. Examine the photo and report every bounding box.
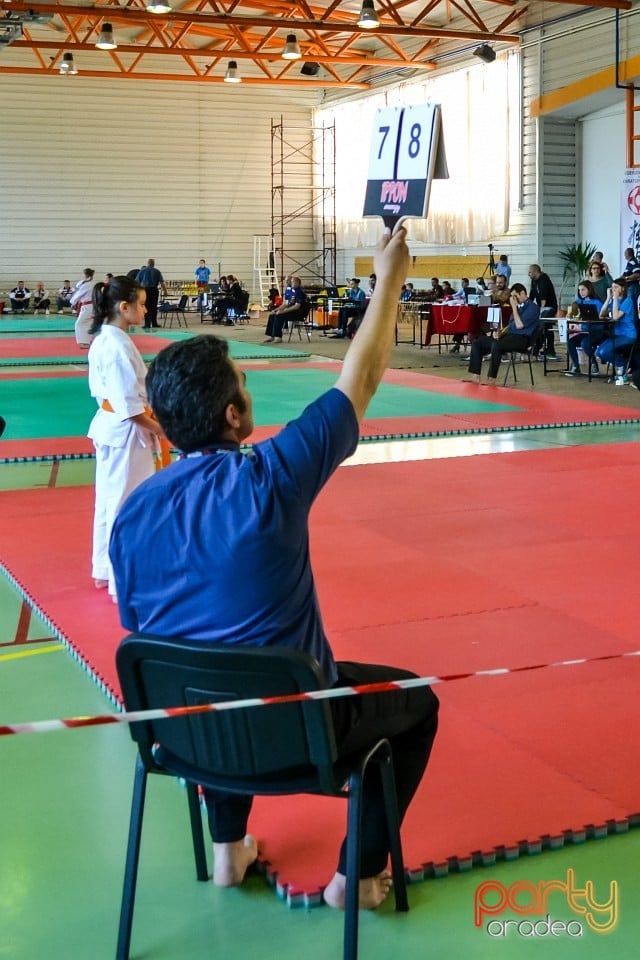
[363,104,446,223]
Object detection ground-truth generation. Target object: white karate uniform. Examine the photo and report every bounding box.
[71,278,94,346]
[87,324,155,597]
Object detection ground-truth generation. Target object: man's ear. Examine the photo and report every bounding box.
[225,402,242,431]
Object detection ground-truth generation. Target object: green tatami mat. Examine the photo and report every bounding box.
[0,317,76,333]
[3,369,518,440]
[244,368,519,424]
[1,623,638,960]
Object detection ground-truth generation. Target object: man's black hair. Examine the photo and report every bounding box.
[147,336,246,452]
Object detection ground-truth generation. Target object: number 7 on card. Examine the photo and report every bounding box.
[363,104,448,224]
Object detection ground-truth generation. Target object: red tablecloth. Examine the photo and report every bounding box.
[425,304,510,345]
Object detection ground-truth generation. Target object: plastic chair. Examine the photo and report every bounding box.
[159,294,188,328]
[115,634,409,960]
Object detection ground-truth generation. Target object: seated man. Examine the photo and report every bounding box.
[463,283,540,384]
[330,277,366,338]
[10,281,30,314]
[264,276,308,342]
[490,274,511,306]
[110,224,439,909]
[56,281,73,313]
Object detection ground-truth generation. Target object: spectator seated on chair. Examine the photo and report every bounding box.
[329,277,366,339]
[595,276,637,384]
[56,281,73,313]
[10,281,30,314]
[32,282,51,315]
[267,286,282,310]
[264,276,308,342]
[564,282,604,377]
[211,275,245,324]
[109,225,439,914]
[463,283,540,385]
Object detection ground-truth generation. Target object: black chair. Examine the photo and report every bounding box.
[287,303,312,342]
[159,294,188,328]
[115,634,409,960]
[502,325,541,386]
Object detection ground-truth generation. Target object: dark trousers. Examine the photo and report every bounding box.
[265,306,306,338]
[534,308,556,355]
[488,333,531,378]
[203,660,439,878]
[468,334,494,375]
[10,298,29,313]
[337,304,364,335]
[144,287,159,327]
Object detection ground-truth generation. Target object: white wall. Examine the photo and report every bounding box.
[0,78,318,299]
[580,104,626,274]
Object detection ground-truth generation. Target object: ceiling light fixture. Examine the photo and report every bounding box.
[473,43,496,64]
[357,0,380,29]
[59,51,77,75]
[282,34,301,60]
[224,60,241,83]
[146,0,172,13]
[95,22,117,50]
[300,62,320,77]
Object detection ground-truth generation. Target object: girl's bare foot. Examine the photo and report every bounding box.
[213,835,258,887]
[94,579,108,589]
[323,870,392,910]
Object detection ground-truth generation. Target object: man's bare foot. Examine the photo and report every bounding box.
[461,374,480,383]
[94,579,108,589]
[213,835,258,887]
[323,870,392,910]
[486,377,497,385]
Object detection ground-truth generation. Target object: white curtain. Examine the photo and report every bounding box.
[313,52,519,247]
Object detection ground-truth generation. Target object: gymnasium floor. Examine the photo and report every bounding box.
[1,315,639,959]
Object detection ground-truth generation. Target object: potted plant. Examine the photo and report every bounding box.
[557,241,598,306]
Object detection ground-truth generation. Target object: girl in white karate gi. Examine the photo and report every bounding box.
[71,268,96,347]
[87,275,164,599]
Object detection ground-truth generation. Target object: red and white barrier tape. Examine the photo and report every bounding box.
[1,649,639,737]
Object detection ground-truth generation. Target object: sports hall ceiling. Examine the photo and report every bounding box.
[0,0,632,88]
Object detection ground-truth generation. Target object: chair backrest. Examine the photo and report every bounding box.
[178,294,189,309]
[236,289,250,313]
[116,634,339,789]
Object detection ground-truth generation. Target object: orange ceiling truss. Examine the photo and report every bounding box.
[0,0,633,87]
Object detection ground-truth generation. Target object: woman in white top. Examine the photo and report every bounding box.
[87,275,164,599]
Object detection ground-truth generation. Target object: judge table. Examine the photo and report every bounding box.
[425,303,511,348]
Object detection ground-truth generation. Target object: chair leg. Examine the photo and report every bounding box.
[503,353,516,386]
[116,756,148,960]
[526,351,535,385]
[186,783,209,881]
[344,772,364,960]
[378,750,409,913]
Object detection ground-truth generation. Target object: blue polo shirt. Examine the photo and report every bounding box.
[110,388,359,685]
[507,298,540,337]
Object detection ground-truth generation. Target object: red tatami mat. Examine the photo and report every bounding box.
[0,333,173,360]
[1,443,639,896]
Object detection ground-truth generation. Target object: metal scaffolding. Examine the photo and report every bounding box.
[271,116,336,290]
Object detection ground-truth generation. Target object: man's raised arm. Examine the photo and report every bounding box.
[335,224,410,422]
